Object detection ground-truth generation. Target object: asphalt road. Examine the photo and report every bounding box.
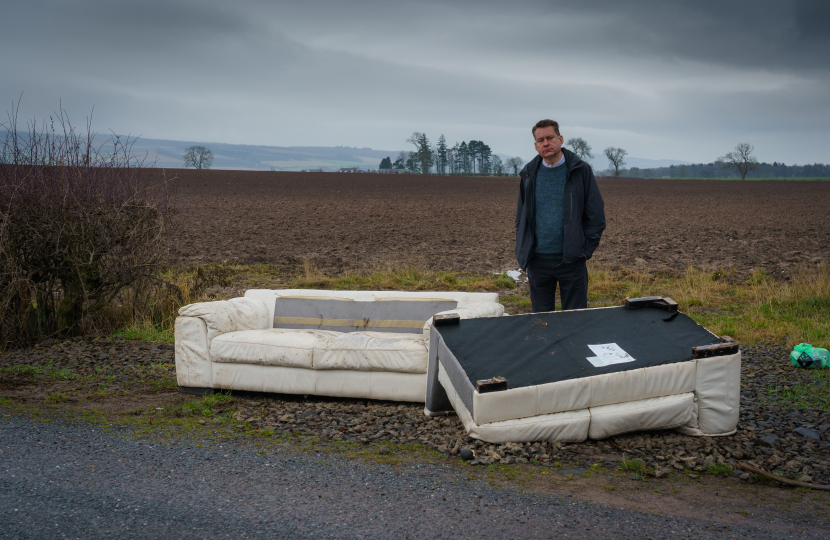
[0,417,823,540]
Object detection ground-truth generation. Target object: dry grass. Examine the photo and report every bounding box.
[114,260,829,347]
[584,262,830,346]
[115,261,515,343]
[291,259,515,292]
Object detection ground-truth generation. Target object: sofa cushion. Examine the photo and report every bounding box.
[272,297,458,335]
[210,329,340,369]
[314,331,428,373]
[209,329,428,374]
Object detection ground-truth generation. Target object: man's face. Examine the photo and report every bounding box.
[534,126,564,160]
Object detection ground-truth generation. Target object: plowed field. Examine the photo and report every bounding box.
[167,170,829,276]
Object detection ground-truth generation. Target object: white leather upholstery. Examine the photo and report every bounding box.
[642,361,697,399]
[178,297,269,343]
[473,384,537,425]
[437,353,738,442]
[175,289,502,402]
[212,363,426,402]
[690,352,741,436]
[590,369,647,408]
[210,329,338,369]
[316,370,426,401]
[213,362,317,395]
[536,377,592,416]
[439,363,590,443]
[315,332,427,373]
[471,358,699,423]
[210,329,427,373]
[588,392,695,439]
[174,317,212,388]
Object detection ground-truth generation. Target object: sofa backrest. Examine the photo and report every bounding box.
[271,296,458,334]
[245,289,498,333]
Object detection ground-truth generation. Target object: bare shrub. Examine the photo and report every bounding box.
[0,102,176,347]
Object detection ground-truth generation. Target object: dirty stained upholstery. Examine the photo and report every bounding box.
[175,289,505,401]
[425,307,740,443]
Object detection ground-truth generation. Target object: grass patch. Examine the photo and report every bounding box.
[8,364,50,375]
[760,369,830,410]
[619,458,646,475]
[169,392,235,419]
[707,463,733,476]
[582,463,606,477]
[45,392,69,403]
[585,262,830,346]
[150,377,178,388]
[113,322,174,343]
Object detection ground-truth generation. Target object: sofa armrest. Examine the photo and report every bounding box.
[422,302,505,343]
[177,297,269,343]
[175,316,213,388]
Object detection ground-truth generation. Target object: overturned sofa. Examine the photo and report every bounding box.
[174,289,504,401]
[425,300,741,444]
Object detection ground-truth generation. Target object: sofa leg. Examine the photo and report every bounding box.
[180,387,214,396]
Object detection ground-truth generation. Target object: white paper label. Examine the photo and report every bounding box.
[586,343,635,368]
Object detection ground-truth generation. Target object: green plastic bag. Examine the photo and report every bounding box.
[790,343,830,369]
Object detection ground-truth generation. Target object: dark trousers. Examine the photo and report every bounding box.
[526,256,588,312]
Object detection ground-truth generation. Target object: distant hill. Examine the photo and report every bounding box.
[1,129,694,172]
[0,130,403,171]
[124,137,404,171]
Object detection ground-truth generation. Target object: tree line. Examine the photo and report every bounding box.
[380,132,611,177]
[605,142,829,179]
[623,161,830,179]
[379,133,526,176]
[573,140,828,180]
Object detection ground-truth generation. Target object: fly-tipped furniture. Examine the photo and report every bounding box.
[175,289,504,401]
[425,298,740,443]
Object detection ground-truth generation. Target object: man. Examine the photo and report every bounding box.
[515,119,606,312]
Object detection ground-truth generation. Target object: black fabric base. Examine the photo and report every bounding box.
[436,307,720,390]
[425,325,452,414]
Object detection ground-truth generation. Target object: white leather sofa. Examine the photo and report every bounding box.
[174,289,504,401]
[436,349,741,443]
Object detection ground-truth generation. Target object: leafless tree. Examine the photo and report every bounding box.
[566,137,593,161]
[604,147,627,177]
[718,143,758,180]
[505,157,525,176]
[183,145,214,169]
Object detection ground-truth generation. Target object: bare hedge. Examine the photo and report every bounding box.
[0,105,176,347]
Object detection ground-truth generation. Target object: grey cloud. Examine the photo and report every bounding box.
[1,0,828,163]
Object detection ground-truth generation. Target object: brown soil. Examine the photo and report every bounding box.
[165,170,829,276]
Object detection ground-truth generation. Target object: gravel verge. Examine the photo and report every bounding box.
[1,339,828,485]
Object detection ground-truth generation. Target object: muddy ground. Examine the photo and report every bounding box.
[165,170,828,276]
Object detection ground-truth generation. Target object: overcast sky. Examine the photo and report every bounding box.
[2,0,828,164]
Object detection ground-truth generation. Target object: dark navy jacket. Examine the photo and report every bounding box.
[515,148,606,270]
